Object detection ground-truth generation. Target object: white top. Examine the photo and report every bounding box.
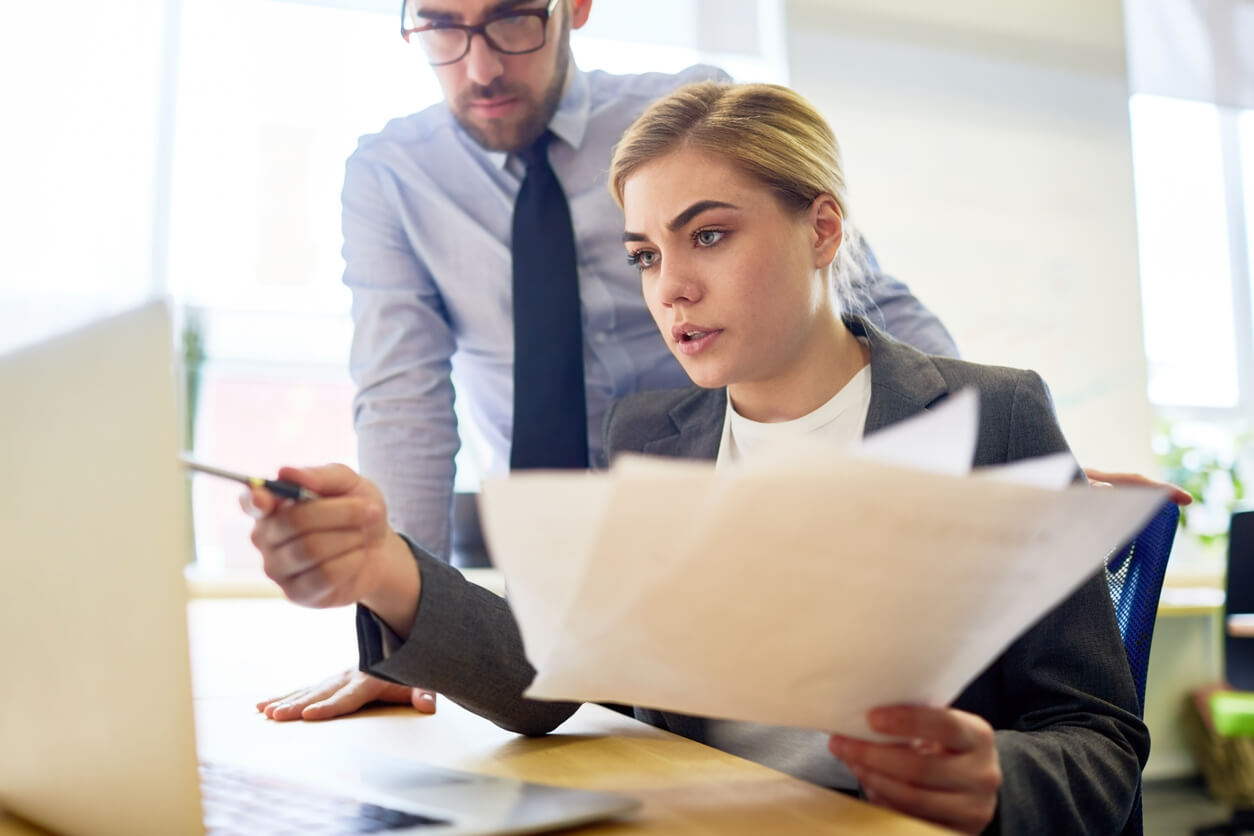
[717,365,872,468]
[707,362,872,790]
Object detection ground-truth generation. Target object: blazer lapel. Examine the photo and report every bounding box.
[850,316,952,434]
[637,316,952,460]
[641,387,725,462]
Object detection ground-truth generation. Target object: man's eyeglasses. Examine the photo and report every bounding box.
[401,0,560,66]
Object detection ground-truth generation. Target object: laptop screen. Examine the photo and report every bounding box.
[0,301,204,836]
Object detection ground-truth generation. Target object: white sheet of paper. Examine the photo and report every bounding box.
[851,387,978,476]
[970,451,1077,489]
[481,396,1167,740]
[477,472,610,665]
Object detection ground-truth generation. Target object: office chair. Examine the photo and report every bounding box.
[1105,499,1181,836]
[1224,512,1254,690]
[450,491,492,569]
[1107,500,1181,710]
[1192,510,1254,836]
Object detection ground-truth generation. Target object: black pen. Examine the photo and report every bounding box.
[180,456,321,502]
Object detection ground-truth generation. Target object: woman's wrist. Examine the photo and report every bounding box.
[360,530,422,638]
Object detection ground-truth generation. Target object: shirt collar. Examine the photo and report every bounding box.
[482,62,590,170]
[549,63,590,150]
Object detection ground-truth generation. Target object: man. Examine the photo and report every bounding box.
[257,0,1184,724]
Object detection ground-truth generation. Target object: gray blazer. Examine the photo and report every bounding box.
[359,317,1149,835]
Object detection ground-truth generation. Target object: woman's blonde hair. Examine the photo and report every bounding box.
[609,81,869,309]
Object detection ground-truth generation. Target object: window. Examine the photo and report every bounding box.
[1128,95,1243,410]
[0,2,168,355]
[1243,110,1254,353]
[169,0,435,569]
[1124,0,1254,560]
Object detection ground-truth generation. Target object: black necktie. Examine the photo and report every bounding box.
[510,132,588,470]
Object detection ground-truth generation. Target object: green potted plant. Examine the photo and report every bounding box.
[1154,418,1250,554]
[180,307,206,563]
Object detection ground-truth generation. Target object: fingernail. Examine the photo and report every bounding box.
[418,692,434,702]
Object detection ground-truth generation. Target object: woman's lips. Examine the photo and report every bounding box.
[675,329,723,356]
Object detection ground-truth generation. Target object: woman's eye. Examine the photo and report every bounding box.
[694,229,725,247]
[627,250,658,270]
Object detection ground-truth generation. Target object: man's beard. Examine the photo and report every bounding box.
[450,22,571,152]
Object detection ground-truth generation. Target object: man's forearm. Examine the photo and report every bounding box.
[355,423,459,558]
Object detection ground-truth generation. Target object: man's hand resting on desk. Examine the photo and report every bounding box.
[257,670,436,721]
[829,706,1001,835]
[243,463,431,721]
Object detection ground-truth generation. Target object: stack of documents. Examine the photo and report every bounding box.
[480,391,1166,740]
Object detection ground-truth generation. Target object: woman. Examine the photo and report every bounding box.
[601,81,1149,834]
[245,82,1148,835]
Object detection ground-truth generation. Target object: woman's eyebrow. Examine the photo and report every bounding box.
[622,200,740,243]
[667,200,738,231]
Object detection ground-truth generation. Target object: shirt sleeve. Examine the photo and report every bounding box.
[342,154,460,559]
[859,241,961,358]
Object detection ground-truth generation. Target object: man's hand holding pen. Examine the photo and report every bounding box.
[241,464,422,639]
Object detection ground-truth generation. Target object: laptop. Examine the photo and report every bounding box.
[0,301,638,836]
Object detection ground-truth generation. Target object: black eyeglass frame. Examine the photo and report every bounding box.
[400,0,560,66]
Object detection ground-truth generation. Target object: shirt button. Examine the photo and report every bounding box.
[593,331,609,343]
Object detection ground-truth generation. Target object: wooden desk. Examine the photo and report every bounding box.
[1159,585,1225,618]
[1,598,945,835]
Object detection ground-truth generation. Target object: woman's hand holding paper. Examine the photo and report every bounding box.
[829,705,1001,834]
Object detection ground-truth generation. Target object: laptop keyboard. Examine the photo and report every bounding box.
[200,762,450,834]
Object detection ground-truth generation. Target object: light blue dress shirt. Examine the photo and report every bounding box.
[342,63,958,559]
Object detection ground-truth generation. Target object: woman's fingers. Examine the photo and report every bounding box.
[830,707,1001,835]
[260,528,371,584]
[275,463,362,498]
[857,767,998,835]
[251,497,380,553]
[868,705,989,753]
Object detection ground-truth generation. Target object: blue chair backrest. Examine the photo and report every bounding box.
[1105,500,1180,713]
[1105,500,1179,836]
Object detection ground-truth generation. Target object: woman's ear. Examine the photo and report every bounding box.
[810,194,844,270]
